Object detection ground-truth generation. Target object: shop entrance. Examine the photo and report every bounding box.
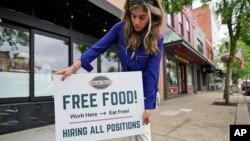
[197,69,201,91]
[179,63,187,94]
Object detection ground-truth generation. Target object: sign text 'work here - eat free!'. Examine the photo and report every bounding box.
[53,72,145,141]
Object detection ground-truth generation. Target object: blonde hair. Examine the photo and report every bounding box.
[123,0,163,54]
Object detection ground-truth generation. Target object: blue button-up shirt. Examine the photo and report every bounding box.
[81,21,163,109]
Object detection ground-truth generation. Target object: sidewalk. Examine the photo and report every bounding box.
[0,91,249,141]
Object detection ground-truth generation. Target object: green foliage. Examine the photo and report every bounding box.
[215,0,250,28]
[240,18,250,45]
[232,41,250,80]
[0,26,29,49]
[218,42,228,54]
[161,0,211,13]
[105,50,118,62]
[76,44,88,53]
[161,0,193,13]
[219,40,250,83]
[104,45,119,62]
[108,66,116,72]
[214,0,250,103]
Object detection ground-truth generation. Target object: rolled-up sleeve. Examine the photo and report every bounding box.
[81,22,122,72]
[143,37,163,109]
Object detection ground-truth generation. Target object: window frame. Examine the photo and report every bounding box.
[32,29,70,102]
[178,12,184,36]
[0,23,31,104]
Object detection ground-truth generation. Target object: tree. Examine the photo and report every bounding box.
[76,44,88,53]
[161,0,192,13]
[238,5,250,46]
[161,0,210,13]
[0,26,29,50]
[216,0,250,104]
[104,46,120,72]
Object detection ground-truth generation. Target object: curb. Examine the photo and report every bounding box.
[236,93,250,124]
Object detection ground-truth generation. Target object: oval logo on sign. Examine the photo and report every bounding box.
[89,76,113,89]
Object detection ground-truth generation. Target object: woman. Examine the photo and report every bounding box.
[56,0,163,140]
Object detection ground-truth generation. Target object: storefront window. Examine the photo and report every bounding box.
[34,34,68,97]
[0,25,30,98]
[166,59,177,85]
[101,48,120,72]
[73,42,97,73]
[187,66,192,86]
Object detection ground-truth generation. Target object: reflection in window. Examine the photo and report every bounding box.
[101,47,120,72]
[73,42,97,73]
[186,19,190,42]
[0,25,30,98]
[187,66,192,86]
[197,39,203,54]
[167,14,174,28]
[34,34,68,97]
[166,59,177,85]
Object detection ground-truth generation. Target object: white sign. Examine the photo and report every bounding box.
[53,72,145,141]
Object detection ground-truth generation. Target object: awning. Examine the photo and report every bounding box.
[163,30,182,43]
[163,32,215,72]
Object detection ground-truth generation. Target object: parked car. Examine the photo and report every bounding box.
[245,78,250,95]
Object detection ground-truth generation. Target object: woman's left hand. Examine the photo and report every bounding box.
[143,109,151,125]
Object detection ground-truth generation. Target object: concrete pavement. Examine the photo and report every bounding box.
[0,91,249,141]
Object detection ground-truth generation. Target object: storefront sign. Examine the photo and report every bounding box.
[53,72,145,141]
[175,54,189,64]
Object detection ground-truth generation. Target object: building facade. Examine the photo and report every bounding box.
[160,6,215,99]
[0,0,122,134]
[0,0,215,134]
[192,3,221,88]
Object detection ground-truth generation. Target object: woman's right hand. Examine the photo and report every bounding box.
[52,60,81,81]
[53,66,76,81]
